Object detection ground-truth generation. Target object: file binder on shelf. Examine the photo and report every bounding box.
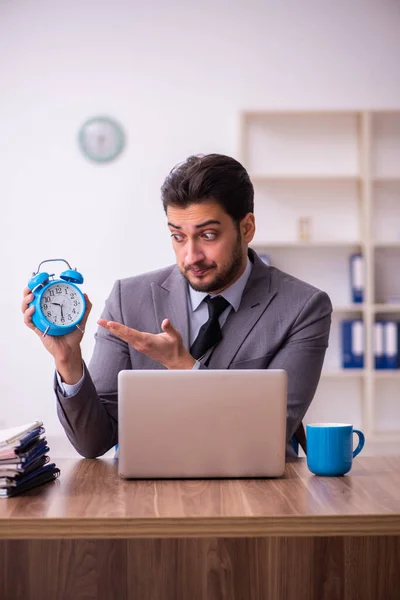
[374,321,386,370]
[257,251,272,266]
[341,319,364,369]
[349,253,364,303]
[384,321,400,370]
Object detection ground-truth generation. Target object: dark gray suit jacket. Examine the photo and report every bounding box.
[55,249,332,458]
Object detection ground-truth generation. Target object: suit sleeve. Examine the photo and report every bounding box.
[55,280,131,458]
[266,290,332,443]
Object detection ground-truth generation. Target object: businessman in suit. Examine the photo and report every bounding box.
[22,153,332,458]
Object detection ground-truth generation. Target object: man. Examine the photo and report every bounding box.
[22,154,332,458]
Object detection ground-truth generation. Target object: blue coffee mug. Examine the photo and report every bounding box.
[306,423,365,476]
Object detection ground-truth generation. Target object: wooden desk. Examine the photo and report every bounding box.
[1,456,400,600]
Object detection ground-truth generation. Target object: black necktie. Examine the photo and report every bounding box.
[190,295,230,359]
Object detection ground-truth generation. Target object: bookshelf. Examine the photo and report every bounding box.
[239,110,400,447]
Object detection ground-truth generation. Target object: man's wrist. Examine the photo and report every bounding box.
[56,354,84,384]
[167,352,196,370]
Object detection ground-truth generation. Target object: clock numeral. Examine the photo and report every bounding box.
[72,308,76,314]
[47,311,52,317]
[70,292,76,299]
[68,315,72,321]
[44,296,50,302]
[61,318,65,323]
[55,287,62,294]
[43,304,48,310]
[73,301,78,306]
[49,290,55,297]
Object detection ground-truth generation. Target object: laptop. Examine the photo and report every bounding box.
[118,369,287,479]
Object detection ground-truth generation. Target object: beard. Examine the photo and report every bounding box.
[181,233,244,293]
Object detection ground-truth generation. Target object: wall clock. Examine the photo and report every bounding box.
[78,116,125,163]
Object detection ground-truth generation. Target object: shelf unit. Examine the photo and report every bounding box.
[239,110,400,446]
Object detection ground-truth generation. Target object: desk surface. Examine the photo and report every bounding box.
[1,456,400,539]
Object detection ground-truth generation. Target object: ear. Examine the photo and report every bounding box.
[240,213,255,243]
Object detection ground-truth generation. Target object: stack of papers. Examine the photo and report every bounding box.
[0,420,60,497]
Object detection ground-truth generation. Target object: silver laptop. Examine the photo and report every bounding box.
[118,369,287,479]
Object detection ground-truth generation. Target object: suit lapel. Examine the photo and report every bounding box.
[152,267,190,349]
[207,252,277,369]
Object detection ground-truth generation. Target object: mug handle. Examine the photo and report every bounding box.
[353,429,365,458]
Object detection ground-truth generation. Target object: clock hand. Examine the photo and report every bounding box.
[60,304,64,320]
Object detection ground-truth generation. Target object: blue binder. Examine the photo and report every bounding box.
[341,320,364,369]
[384,321,400,369]
[374,321,386,370]
[349,253,364,303]
[258,252,271,266]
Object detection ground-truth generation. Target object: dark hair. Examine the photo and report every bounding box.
[161,153,254,222]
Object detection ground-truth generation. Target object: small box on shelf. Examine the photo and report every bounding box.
[298,217,312,243]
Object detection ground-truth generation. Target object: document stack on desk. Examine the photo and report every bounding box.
[0,420,60,497]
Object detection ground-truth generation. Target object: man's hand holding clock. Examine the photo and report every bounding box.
[22,286,92,385]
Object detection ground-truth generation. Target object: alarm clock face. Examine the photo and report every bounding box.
[40,282,84,328]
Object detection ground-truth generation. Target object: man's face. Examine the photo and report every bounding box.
[167,200,255,294]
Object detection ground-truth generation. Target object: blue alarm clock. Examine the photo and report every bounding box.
[28,259,86,337]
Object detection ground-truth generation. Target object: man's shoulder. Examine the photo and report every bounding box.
[268,265,323,297]
[265,265,332,313]
[251,249,328,302]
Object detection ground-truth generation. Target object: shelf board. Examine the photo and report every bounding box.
[368,432,400,444]
[373,370,400,379]
[242,109,361,117]
[372,176,400,183]
[332,305,364,313]
[321,369,365,378]
[373,304,400,313]
[253,241,362,249]
[251,174,360,183]
[320,369,400,379]
[373,242,400,249]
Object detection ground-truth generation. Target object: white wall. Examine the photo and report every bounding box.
[1,0,400,454]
